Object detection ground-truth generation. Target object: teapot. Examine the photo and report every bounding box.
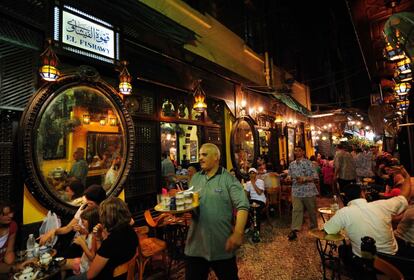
[39,252,52,266]
[14,266,39,280]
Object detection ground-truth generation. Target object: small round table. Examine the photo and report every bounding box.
[309,229,345,280]
[318,207,334,223]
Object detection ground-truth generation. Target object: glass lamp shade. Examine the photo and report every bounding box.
[193,100,207,112]
[274,114,283,123]
[39,65,60,81]
[384,43,406,61]
[396,57,412,74]
[119,81,132,95]
[397,100,410,111]
[395,82,411,95]
[193,81,207,112]
[109,117,117,126]
[394,71,413,83]
[82,114,90,124]
[99,118,107,126]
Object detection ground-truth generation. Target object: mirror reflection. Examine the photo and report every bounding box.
[233,119,255,177]
[35,86,126,206]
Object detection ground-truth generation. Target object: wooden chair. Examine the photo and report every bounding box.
[374,257,405,280]
[266,187,281,217]
[113,254,137,280]
[134,226,167,280]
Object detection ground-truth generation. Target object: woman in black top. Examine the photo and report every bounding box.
[68,197,138,279]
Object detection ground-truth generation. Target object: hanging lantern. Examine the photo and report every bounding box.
[397,100,410,112]
[82,114,90,124]
[192,80,207,112]
[396,57,412,74]
[274,113,283,124]
[99,118,107,126]
[394,70,413,83]
[39,39,60,81]
[394,82,411,96]
[384,42,405,61]
[118,61,132,95]
[109,117,117,126]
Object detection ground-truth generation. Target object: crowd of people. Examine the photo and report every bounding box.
[3,141,414,279]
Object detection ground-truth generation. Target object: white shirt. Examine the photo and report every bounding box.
[324,196,408,257]
[245,179,266,203]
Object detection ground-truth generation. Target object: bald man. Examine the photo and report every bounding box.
[185,143,249,280]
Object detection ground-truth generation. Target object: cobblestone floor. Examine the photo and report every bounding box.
[147,197,347,280]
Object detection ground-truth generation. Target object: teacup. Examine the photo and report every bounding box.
[40,252,52,266]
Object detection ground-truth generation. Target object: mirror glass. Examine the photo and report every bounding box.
[233,119,256,177]
[35,85,126,206]
[287,127,295,163]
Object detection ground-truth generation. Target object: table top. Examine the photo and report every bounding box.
[309,229,345,242]
[318,207,334,215]
[154,203,199,214]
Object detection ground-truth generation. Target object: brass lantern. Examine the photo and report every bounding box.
[39,39,60,82]
[396,57,412,74]
[193,80,207,112]
[384,42,405,61]
[118,61,132,95]
[394,82,411,96]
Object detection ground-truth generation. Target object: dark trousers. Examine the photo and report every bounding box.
[185,256,239,280]
[396,237,414,259]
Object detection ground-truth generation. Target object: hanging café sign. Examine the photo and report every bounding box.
[55,6,119,62]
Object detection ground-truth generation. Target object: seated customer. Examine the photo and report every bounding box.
[395,204,414,259]
[380,173,404,198]
[245,168,266,231]
[39,185,107,258]
[0,202,16,269]
[69,197,138,280]
[324,167,411,259]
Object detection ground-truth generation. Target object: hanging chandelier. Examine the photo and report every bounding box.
[39,39,60,82]
[193,80,207,112]
[118,61,132,95]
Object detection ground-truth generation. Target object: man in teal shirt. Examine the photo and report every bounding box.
[185,143,249,280]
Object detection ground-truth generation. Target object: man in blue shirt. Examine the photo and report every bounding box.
[288,146,319,240]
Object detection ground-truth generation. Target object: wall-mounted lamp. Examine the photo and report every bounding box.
[118,61,132,95]
[109,117,117,126]
[193,80,207,112]
[39,39,60,82]
[82,114,90,124]
[99,118,107,126]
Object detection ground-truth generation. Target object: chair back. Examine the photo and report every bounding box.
[374,257,405,280]
[266,187,280,205]
[113,254,137,280]
[144,209,157,228]
[377,252,414,280]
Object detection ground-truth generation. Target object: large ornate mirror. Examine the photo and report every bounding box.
[230,117,259,179]
[20,69,134,216]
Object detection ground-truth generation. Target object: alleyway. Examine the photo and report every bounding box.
[149,197,347,280]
